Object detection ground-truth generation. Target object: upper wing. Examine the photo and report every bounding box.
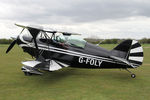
[15,23,81,35]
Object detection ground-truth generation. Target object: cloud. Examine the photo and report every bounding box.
[1,0,150,23]
[0,0,150,39]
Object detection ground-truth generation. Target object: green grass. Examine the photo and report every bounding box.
[0,44,150,100]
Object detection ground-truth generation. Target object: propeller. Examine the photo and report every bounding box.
[6,39,17,53]
[6,26,25,54]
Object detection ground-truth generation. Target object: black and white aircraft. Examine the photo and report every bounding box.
[6,24,144,78]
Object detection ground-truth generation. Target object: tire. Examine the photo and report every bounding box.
[131,74,136,78]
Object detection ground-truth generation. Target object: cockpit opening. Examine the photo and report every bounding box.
[53,34,86,48]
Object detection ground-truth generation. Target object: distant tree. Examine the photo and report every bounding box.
[139,38,150,44]
[0,39,13,44]
[85,38,150,44]
[101,39,121,44]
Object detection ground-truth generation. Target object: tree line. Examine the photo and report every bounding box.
[84,38,150,44]
[0,38,150,44]
[0,39,13,44]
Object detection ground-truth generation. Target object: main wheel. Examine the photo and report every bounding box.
[131,74,136,78]
[24,72,32,76]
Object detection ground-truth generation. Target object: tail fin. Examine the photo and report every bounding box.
[112,39,144,67]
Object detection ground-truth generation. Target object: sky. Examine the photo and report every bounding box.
[0,0,150,39]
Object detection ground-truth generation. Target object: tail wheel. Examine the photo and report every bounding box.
[125,69,136,78]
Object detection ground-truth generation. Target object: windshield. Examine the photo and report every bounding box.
[54,35,86,48]
[67,36,86,48]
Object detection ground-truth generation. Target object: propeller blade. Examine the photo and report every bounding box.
[6,40,17,53]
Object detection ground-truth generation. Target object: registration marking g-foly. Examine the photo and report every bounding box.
[78,56,103,67]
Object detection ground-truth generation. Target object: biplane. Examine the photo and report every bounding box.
[6,24,144,78]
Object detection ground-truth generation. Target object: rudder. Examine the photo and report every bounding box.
[112,39,144,67]
[127,40,144,66]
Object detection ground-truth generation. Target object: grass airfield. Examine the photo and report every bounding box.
[0,44,150,100]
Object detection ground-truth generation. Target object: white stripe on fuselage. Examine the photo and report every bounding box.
[19,44,126,65]
[38,44,111,61]
[20,44,114,62]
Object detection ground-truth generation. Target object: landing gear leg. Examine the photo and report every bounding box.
[125,69,136,78]
[24,72,32,76]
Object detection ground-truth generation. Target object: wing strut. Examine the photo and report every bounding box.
[28,28,40,58]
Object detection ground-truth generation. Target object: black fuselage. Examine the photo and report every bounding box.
[19,38,131,69]
[6,24,143,77]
